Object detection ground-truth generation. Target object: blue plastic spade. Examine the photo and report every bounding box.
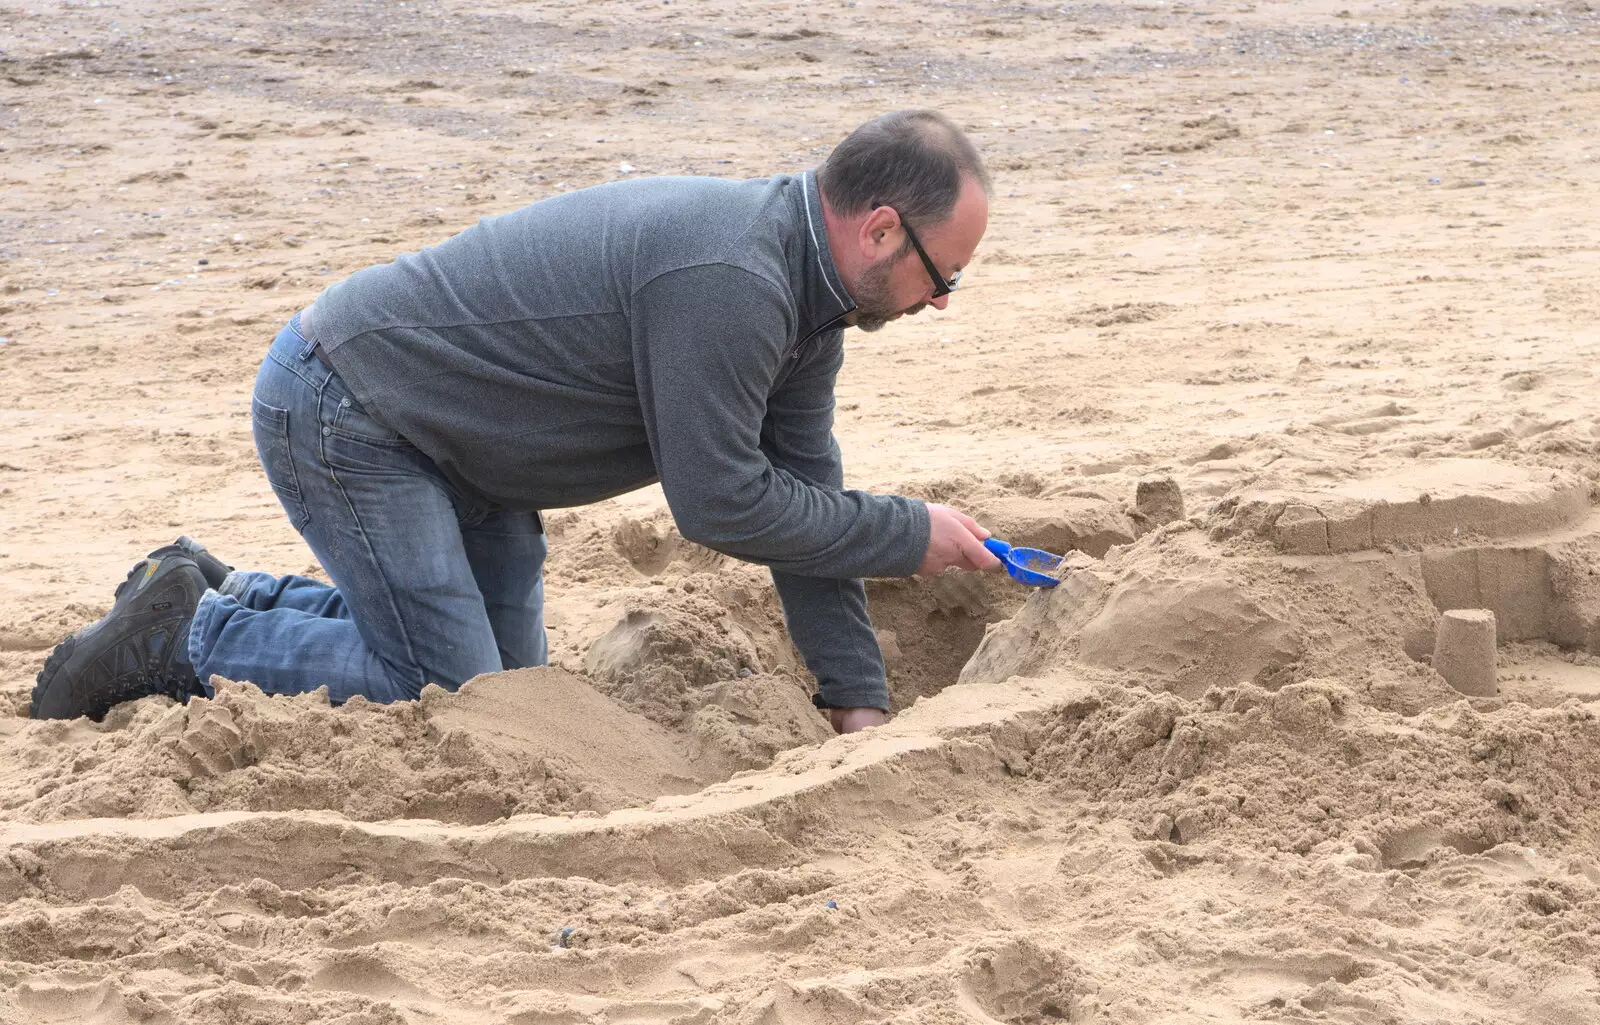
[983,537,1064,588]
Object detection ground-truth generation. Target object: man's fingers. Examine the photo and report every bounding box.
[953,510,989,538]
[960,530,1002,571]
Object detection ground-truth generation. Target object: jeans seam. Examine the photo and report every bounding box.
[321,425,430,699]
[310,372,420,684]
[267,347,325,392]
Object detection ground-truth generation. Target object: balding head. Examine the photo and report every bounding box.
[817,109,992,233]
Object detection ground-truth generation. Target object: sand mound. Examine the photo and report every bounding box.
[903,471,1140,556]
[964,526,1445,707]
[0,668,835,825]
[1075,570,1302,698]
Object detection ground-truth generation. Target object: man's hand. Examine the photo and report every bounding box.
[918,503,1004,576]
[830,707,888,734]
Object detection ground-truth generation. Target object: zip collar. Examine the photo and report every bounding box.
[795,169,855,346]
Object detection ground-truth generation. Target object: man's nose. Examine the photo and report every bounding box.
[930,293,951,311]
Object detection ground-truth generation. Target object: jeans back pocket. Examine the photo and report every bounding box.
[251,395,312,529]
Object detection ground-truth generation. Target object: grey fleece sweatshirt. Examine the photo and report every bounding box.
[302,171,931,711]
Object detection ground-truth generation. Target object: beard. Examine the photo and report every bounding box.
[851,254,927,333]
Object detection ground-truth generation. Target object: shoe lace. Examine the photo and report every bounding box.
[111,563,142,602]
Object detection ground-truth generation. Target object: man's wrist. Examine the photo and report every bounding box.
[811,691,889,713]
[829,707,888,734]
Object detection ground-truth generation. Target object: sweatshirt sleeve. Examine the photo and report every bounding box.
[631,263,929,579]
[761,330,893,711]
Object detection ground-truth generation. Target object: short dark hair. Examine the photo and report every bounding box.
[817,110,991,231]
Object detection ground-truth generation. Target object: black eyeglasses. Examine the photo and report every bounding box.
[897,214,961,299]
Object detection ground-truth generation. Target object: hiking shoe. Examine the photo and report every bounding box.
[129,536,232,592]
[31,553,209,721]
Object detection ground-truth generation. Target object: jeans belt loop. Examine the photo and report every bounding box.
[295,305,320,363]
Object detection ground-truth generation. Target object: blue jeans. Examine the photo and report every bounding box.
[186,316,548,703]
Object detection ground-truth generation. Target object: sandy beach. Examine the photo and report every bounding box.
[3,0,1600,1021]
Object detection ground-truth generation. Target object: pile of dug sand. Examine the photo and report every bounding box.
[0,666,833,826]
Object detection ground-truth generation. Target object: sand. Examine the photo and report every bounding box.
[4,0,1600,1021]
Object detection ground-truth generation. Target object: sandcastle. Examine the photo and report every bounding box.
[1433,609,1498,698]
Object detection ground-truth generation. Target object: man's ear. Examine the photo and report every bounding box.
[857,205,902,259]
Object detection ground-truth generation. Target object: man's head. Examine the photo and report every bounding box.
[817,110,991,332]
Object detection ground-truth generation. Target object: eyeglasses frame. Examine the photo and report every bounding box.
[880,206,960,299]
